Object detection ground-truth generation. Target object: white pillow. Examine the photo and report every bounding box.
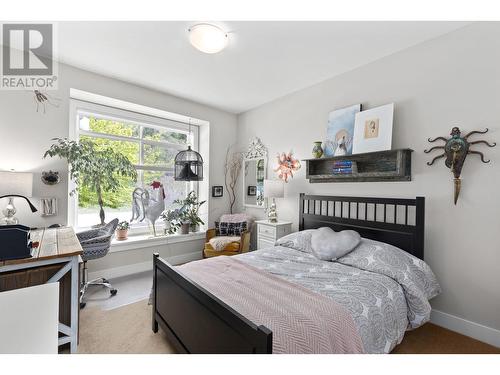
[310,227,361,261]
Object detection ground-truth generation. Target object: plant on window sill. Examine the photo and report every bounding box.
[160,208,183,234]
[159,191,206,235]
[175,191,206,232]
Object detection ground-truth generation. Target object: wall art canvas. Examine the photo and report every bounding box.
[352,103,394,154]
[324,104,361,157]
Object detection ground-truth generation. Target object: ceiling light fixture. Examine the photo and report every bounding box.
[188,23,228,54]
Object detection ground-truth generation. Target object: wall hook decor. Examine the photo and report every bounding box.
[425,127,496,204]
[41,170,60,185]
[33,90,61,114]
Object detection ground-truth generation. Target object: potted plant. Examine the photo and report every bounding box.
[44,138,137,226]
[116,221,130,241]
[174,191,206,233]
[178,210,191,235]
[185,207,205,232]
[160,208,182,235]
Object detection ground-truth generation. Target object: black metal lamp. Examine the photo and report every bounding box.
[174,120,204,181]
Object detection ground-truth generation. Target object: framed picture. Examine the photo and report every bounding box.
[352,103,394,154]
[212,186,223,198]
[247,186,257,196]
[324,104,361,157]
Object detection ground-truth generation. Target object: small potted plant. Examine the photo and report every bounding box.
[116,221,130,241]
[174,191,206,233]
[185,207,205,232]
[179,211,191,235]
[160,208,182,235]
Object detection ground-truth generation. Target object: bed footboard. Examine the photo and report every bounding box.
[152,253,272,354]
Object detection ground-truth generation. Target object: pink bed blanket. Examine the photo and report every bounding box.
[177,256,364,354]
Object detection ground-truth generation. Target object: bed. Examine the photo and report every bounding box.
[151,194,440,354]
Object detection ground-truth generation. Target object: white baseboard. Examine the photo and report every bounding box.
[87,251,202,281]
[431,309,500,348]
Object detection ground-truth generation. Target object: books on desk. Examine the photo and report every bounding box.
[332,160,357,175]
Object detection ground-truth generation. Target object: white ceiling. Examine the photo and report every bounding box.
[57,21,469,114]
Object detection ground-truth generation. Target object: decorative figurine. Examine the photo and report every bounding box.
[274,151,301,182]
[33,90,61,113]
[425,127,496,204]
[41,170,60,185]
[131,181,166,236]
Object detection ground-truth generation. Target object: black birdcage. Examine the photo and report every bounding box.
[174,145,204,181]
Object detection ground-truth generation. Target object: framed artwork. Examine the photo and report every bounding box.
[352,103,394,154]
[247,185,257,196]
[212,186,223,198]
[324,104,361,157]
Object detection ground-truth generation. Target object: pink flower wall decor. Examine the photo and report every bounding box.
[274,151,301,182]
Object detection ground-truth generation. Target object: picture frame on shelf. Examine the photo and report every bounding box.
[324,104,361,157]
[212,186,224,198]
[352,103,394,154]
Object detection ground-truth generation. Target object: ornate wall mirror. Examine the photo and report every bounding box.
[243,138,267,209]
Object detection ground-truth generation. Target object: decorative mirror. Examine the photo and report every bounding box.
[243,138,267,208]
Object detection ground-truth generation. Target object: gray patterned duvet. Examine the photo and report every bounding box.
[235,235,440,354]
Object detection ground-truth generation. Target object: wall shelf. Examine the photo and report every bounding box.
[304,148,413,183]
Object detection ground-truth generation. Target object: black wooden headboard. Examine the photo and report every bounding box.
[299,194,425,260]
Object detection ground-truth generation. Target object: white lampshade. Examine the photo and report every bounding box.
[0,171,33,197]
[264,179,284,199]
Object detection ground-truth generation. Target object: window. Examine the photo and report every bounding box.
[71,101,199,232]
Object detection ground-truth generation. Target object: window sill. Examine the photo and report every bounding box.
[110,231,206,253]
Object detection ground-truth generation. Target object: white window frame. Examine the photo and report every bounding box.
[68,94,203,234]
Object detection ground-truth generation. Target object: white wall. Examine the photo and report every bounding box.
[0,62,237,272]
[237,23,500,332]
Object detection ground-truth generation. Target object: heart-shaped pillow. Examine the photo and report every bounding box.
[310,227,361,261]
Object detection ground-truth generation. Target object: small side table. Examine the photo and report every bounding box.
[255,220,292,250]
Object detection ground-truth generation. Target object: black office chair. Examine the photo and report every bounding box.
[77,218,119,308]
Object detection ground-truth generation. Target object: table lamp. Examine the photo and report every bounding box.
[0,171,37,225]
[263,179,284,223]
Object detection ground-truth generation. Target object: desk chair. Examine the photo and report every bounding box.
[77,218,118,309]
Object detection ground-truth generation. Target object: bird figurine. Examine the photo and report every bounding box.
[131,181,166,236]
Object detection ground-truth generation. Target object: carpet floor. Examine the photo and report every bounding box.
[77,300,500,354]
